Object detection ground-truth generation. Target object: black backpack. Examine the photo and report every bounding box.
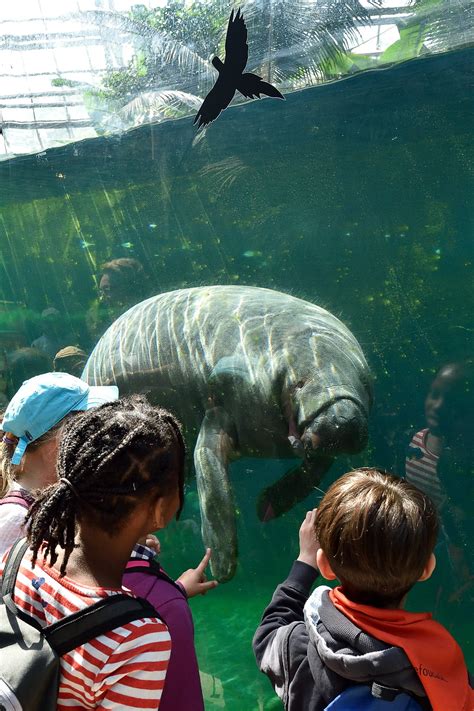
[0,538,159,711]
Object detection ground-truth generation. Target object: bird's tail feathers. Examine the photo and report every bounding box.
[237,73,284,100]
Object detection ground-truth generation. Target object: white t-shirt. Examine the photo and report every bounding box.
[0,483,31,556]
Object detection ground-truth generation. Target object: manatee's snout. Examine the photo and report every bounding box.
[302,398,368,456]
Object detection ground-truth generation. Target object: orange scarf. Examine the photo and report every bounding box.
[330,587,473,711]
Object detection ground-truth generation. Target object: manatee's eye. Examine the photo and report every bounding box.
[295,380,305,390]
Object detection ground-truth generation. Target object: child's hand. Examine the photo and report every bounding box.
[297,509,320,569]
[177,548,219,598]
[144,534,161,555]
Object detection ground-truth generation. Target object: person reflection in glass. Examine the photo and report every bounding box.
[86,258,151,345]
[406,360,473,604]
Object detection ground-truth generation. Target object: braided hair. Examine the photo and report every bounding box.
[25,395,185,575]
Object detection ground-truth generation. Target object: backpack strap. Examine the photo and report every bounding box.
[0,492,33,510]
[45,594,159,657]
[1,537,30,600]
[0,537,44,630]
[125,558,185,595]
[371,683,427,709]
[371,682,401,701]
[1,541,161,656]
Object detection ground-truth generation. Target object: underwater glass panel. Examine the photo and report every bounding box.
[1,0,474,155]
[0,2,473,709]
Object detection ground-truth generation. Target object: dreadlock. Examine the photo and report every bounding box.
[25,395,185,575]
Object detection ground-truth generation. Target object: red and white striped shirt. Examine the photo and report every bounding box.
[0,548,172,710]
[405,428,446,509]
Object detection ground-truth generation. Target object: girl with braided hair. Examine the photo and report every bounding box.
[1,372,216,710]
[0,394,186,710]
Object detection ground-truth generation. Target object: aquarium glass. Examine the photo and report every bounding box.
[0,1,473,709]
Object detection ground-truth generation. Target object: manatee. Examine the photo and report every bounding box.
[83,286,372,581]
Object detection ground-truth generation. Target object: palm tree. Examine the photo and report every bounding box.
[75,0,474,132]
[78,1,379,131]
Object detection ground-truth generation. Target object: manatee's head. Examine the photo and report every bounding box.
[299,396,370,458]
[285,329,373,460]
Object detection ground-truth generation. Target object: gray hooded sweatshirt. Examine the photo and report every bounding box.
[253,561,430,710]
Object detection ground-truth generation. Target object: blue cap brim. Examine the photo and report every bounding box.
[73,384,119,412]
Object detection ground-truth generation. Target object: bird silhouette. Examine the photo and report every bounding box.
[194,8,284,128]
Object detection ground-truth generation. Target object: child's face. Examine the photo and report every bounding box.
[425,369,462,435]
[155,478,182,529]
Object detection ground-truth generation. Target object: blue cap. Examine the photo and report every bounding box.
[2,372,119,465]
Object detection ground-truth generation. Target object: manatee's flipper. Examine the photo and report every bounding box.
[194,407,238,582]
[237,72,284,100]
[208,354,255,405]
[256,456,334,521]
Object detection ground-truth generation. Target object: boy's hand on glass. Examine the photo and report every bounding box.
[297,508,320,569]
[177,548,219,598]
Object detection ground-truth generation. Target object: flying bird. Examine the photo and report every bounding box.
[194,8,284,128]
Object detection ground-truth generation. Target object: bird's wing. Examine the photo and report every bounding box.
[194,76,236,128]
[237,73,284,100]
[224,8,248,74]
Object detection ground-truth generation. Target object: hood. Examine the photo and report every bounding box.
[304,586,427,700]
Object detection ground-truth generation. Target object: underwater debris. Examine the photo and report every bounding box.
[79,239,95,249]
[199,157,247,193]
[242,250,263,258]
[194,8,284,128]
[148,223,158,230]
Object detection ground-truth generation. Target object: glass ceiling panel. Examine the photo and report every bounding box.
[0,0,472,160]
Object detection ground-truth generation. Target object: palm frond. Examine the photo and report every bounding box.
[76,10,215,89]
[230,0,379,86]
[116,90,203,129]
[409,0,474,52]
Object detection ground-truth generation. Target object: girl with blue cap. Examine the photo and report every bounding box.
[0,372,118,555]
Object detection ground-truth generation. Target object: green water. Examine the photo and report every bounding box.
[1,47,473,709]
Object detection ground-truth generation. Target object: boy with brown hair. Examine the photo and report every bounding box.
[253,468,473,711]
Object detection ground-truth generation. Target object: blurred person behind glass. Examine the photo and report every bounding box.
[5,347,52,400]
[86,258,151,346]
[31,307,73,359]
[54,346,88,378]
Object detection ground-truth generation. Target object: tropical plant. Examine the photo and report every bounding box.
[74,0,382,131]
[379,0,474,63]
[64,0,473,132]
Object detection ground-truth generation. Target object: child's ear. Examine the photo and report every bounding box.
[418,553,436,582]
[316,549,337,581]
[151,497,168,530]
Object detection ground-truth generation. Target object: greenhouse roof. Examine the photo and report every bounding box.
[0,0,472,160]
